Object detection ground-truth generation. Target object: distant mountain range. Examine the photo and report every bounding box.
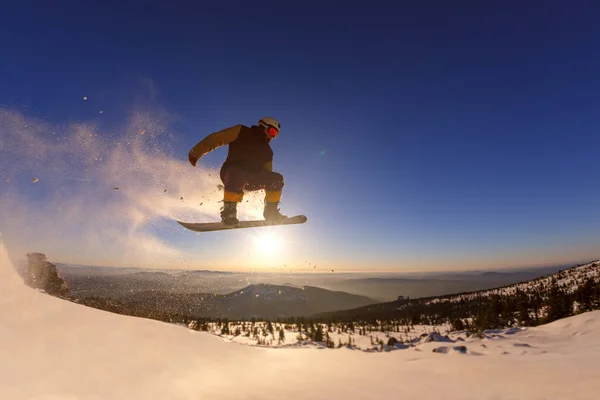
[57,262,573,302]
[74,283,377,319]
[53,259,600,329]
[316,266,575,300]
[312,261,600,323]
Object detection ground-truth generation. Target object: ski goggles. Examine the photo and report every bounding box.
[265,125,279,138]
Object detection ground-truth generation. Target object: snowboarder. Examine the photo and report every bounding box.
[188,117,288,226]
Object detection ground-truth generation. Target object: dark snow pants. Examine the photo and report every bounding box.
[220,164,284,203]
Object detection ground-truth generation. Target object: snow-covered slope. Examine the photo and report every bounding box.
[428,260,600,304]
[1,244,599,399]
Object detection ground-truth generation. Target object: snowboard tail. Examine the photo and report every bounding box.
[177,215,307,233]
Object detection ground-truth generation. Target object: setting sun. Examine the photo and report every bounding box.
[253,232,282,255]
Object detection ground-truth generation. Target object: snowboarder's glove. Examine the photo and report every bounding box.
[189,153,198,166]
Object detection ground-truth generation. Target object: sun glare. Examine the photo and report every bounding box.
[254,232,281,255]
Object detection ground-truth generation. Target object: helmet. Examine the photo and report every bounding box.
[258,117,281,138]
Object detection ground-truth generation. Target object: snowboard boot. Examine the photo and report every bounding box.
[263,201,287,223]
[220,201,239,226]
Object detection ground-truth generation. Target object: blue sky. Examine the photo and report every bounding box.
[1,1,599,271]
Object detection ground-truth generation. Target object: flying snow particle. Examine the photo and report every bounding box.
[32,178,39,183]
[140,130,145,135]
[83,96,88,100]
[180,197,184,201]
[99,110,103,114]
[114,187,120,191]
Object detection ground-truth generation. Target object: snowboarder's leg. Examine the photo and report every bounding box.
[219,165,248,225]
[245,170,287,222]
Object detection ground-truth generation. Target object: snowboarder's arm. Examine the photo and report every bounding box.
[188,125,242,166]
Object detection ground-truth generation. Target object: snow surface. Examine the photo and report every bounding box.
[1,244,600,399]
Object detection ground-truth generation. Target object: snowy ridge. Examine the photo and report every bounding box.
[427,261,600,305]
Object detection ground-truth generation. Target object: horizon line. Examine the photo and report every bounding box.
[52,258,600,275]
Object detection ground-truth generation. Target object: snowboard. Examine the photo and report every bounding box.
[177,215,307,233]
